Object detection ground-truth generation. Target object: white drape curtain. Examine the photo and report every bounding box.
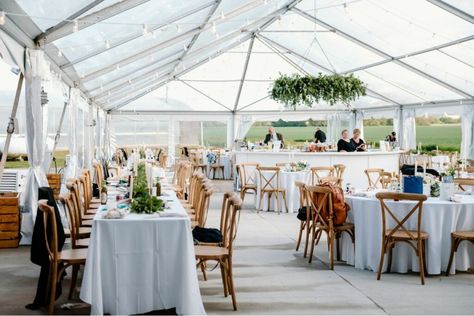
[349,111,365,139]
[461,105,474,160]
[402,108,416,150]
[104,113,113,159]
[235,115,254,141]
[168,118,178,165]
[21,49,51,243]
[63,88,80,181]
[0,29,24,74]
[393,107,402,147]
[327,113,349,145]
[83,103,93,170]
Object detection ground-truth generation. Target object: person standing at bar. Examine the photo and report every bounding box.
[314,127,326,143]
[337,129,356,152]
[351,128,366,152]
[263,126,284,148]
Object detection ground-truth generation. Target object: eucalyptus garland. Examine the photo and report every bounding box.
[130,162,164,214]
[270,73,366,109]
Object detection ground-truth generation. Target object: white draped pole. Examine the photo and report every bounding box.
[64,88,80,181]
[226,114,235,149]
[21,49,51,244]
[393,107,403,149]
[402,108,417,150]
[461,105,474,160]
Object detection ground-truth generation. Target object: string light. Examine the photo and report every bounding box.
[152,31,156,39]
[211,21,216,33]
[220,11,225,20]
[0,11,5,26]
[142,24,148,35]
[100,84,104,91]
[176,24,181,33]
[115,64,120,70]
[183,44,188,52]
[105,40,110,49]
[57,49,63,57]
[72,20,79,33]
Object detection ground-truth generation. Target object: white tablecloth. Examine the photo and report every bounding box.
[80,187,205,315]
[340,194,474,275]
[255,170,310,213]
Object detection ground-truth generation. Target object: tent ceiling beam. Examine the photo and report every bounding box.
[36,0,152,45]
[237,95,269,112]
[178,79,232,111]
[106,33,255,110]
[110,110,233,116]
[171,0,223,76]
[293,8,474,99]
[233,36,255,112]
[35,0,106,45]
[426,0,474,24]
[259,34,401,106]
[79,0,267,83]
[60,0,218,69]
[358,98,472,112]
[101,0,302,108]
[341,35,474,74]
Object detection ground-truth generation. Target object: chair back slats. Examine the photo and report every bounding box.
[257,166,280,192]
[305,185,333,228]
[320,176,342,187]
[375,192,427,243]
[365,168,384,189]
[38,200,59,264]
[454,178,474,191]
[333,164,346,179]
[310,166,335,185]
[59,193,79,248]
[222,195,242,255]
[295,181,307,209]
[238,163,259,188]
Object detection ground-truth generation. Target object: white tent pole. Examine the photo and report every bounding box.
[48,99,68,171]
[200,122,204,147]
[233,36,255,111]
[0,73,24,181]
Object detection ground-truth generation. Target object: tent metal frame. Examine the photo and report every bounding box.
[233,36,254,112]
[426,0,474,24]
[293,7,473,99]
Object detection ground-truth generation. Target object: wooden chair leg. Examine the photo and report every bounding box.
[336,234,341,261]
[267,192,271,212]
[68,265,80,300]
[220,261,228,297]
[200,261,207,281]
[329,231,334,270]
[48,263,58,315]
[387,245,393,273]
[309,224,317,264]
[418,240,425,285]
[281,192,288,213]
[226,258,237,311]
[275,191,281,215]
[257,191,263,213]
[304,222,311,258]
[377,238,387,281]
[445,235,457,276]
[296,222,304,251]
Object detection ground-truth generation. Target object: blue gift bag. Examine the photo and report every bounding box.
[403,176,423,194]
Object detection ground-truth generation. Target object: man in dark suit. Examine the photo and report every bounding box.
[263,127,284,148]
[314,127,326,143]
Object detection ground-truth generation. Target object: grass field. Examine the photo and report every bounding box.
[204,124,461,150]
[5,151,67,170]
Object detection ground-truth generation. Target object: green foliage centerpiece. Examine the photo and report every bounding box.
[270,73,366,109]
[130,162,165,214]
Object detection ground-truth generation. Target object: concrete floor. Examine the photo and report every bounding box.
[1,180,474,315]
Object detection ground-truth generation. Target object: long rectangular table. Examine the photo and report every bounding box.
[80,171,205,315]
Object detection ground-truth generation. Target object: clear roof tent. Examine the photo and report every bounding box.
[2,0,472,115]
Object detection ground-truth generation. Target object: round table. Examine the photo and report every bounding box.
[340,193,474,275]
[255,170,310,213]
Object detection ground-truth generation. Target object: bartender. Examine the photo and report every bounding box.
[314,127,326,143]
[263,126,284,148]
[351,128,366,152]
[337,129,356,152]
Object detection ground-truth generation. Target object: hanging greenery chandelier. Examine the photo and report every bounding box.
[270,73,367,109]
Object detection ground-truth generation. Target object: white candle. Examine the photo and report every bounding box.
[414,159,418,176]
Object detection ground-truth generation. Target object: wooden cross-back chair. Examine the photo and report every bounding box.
[68,178,96,221]
[37,200,88,314]
[257,166,288,214]
[375,192,428,285]
[446,230,474,276]
[295,181,312,258]
[195,194,242,310]
[365,168,384,189]
[379,171,393,189]
[191,181,213,228]
[81,170,101,210]
[333,164,346,179]
[65,181,92,238]
[191,152,207,174]
[305,185,355,269]
[454,178,474,191]
[59,193,89,249]
[237,163,259,204]
[310,166,335,185]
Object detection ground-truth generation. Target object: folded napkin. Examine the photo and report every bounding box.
[159,212,188,218]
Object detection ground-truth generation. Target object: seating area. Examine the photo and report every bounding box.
[0,0,473,315]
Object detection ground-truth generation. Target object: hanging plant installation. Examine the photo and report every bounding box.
[270,73,366,109]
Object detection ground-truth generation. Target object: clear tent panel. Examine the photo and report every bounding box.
[403,50,474,96]
[353,62,464,104]
[262,10,385,73]
[83,39,189,92]
[439,39,474,68]
[16,0,95,31]
[56,3,212,76]
[111,115,169,147]
[296,0,474,57]
[443,0,474,16]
